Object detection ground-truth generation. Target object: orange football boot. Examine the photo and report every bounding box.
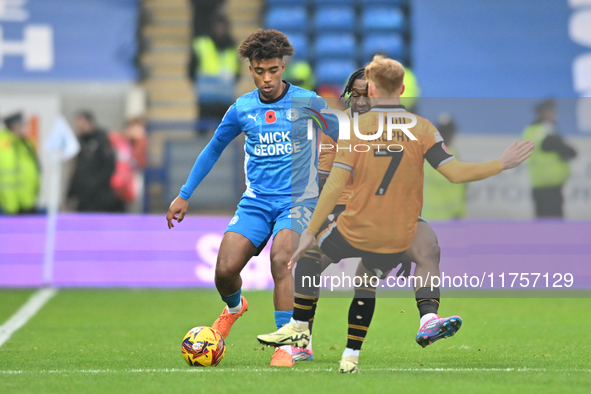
[212,296,248,339]
[270,347,294,367]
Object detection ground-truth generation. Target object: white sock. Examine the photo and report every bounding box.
[305,335,313,351]
[280,345,292,355]
[342,348,359,358]
[420,313,438,328]
[290,317,308,328]
[227,299,242,314]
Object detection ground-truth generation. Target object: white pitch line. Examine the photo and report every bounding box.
[0,287,57,347]
[0,367,590,374]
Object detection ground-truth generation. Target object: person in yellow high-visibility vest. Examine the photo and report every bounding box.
[523,99,576,218]
[400,67,420,112]
[283,58,315,92]
[189,15,240,134]
[421,113,466,220]
[0,125,17,214]
[0,113,40,215]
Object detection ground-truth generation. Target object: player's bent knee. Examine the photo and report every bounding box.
[270,254,291,279]
[215,260,242,282]
[419,242,441,266]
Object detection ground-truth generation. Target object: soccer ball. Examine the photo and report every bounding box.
[181,326,226,367]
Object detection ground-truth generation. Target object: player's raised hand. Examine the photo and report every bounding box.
[499,140,535,170]
[288,230,316,269]
[166,196,189,229]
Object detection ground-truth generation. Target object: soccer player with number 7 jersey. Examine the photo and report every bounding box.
[257,55,535,373]
[166,29,339,367]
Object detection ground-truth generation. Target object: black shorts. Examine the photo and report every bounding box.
[329,204,346,219]
[316,213,406,279]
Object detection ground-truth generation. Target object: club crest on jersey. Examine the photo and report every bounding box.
[265,110,277,124]
[287,108,299,122]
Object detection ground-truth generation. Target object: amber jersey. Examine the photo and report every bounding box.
[332,104,453,254]
[318,108,355,206]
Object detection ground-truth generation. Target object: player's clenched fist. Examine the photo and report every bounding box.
[166,196,189,229]
[499,140,535,170]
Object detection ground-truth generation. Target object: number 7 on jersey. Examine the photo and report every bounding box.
[374,149,404,195]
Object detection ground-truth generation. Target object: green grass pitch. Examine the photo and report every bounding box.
[1,289,590,393]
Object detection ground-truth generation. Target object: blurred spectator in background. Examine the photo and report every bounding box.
[108,118,148,212]
[523,99,577,218]
[67,111,124,212]
[421,113,467,220]
[122,117,148,171]
[190,0,226,38]
[0,112,40,215]
[284,57,315,91]
[400,66,420,112]
[123,117,148,213]
[189,14,240,135]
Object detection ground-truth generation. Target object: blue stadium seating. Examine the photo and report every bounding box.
[314,34,356,59]
[285,33,309,60]
[312,0,355,5]
[265,6,308,33]
[361,7,405,32]
[361,33,404,62]
[315,59,357,85]
[265,0,302,5]
[313,6,355,32]
[358,0,403,5]
[264,0,411,86]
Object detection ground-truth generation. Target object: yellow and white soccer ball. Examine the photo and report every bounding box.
[181,326,226,367]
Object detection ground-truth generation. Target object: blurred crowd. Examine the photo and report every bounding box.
[523,99,577,218]
[0,3,580,219]
[66,111,147,213]
[187,1,419,134]
[0,113,39,215]
[0,110,147,215]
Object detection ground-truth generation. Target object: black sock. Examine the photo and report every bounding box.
[346,287,376,350]
[293,250,322,322]
[293,296,317,322]
[309,301,317,334]
[415,287,440,318]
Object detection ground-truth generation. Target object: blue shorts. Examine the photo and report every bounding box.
[225,195,316,254]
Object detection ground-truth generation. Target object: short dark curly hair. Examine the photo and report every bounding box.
[238,29,294,62]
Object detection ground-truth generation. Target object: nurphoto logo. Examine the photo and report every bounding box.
[304,108,418,152]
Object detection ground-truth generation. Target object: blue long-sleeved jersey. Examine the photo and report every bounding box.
[179,82,339,202]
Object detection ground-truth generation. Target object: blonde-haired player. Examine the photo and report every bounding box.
[258,55,534,373]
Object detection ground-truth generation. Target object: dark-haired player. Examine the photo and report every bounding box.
[290,68,447,363]
[166,29,339,367]
[258,56,535,372]
[289,70,369,362]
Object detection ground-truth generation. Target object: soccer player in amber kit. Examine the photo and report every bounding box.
[258,55,535,373]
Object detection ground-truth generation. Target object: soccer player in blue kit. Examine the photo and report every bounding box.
[166,29,338,367]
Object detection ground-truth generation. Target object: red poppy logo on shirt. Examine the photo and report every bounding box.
[265,110,277,124]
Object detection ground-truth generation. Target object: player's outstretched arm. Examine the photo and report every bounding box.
[437,140,534,183]
[165,137,229,229]
[165,104,241,229]
[498,140,536,169]
[166,196,189,229]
